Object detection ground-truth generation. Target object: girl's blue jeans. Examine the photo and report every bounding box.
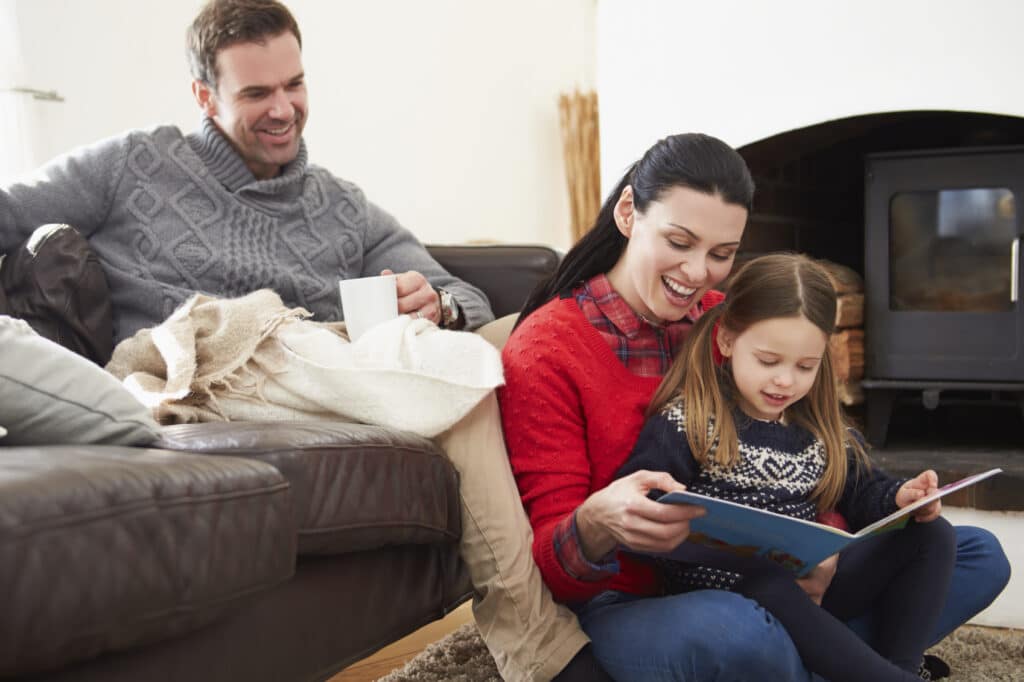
[574,526,1010,682]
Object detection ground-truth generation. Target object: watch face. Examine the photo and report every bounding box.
[438,288,458,327]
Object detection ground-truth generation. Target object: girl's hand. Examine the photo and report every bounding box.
[895,469,942,522]
[796,554,838,605]
[575,470,705,561]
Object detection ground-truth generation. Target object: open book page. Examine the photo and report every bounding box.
[654,468,1001,576]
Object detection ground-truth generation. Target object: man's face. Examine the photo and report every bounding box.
[193,31,307,180]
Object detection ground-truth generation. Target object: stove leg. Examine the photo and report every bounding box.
[866,389,896,447]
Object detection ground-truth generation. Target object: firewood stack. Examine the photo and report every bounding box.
[818,260,865,406]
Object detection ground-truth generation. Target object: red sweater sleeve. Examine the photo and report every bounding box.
[500,311,612,602]
[500,298,680,602]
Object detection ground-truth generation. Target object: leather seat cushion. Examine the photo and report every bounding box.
[156,421,462,556]
[0,446,295,676]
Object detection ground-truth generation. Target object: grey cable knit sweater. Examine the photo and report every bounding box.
[0,117,494,341]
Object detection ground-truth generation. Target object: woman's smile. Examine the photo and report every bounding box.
[661,275,697,308]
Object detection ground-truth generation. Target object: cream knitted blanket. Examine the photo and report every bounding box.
[105,289,504,437]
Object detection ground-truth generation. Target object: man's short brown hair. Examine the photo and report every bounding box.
[187,0,302,87]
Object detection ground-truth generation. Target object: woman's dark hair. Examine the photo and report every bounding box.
[518,133,755,323]
[187,0,302,88]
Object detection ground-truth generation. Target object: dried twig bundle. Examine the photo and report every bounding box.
[558,90,601,243]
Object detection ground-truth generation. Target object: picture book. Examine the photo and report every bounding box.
[654,468,1002,577]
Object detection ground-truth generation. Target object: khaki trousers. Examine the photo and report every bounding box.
[434,315,588,681]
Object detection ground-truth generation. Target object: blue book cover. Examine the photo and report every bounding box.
[654,467,1001,576]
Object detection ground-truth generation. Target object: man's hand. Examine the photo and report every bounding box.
[381,269,440,325]
[896,469,942,522]
[796,554,838,605]
[575,470,705,562]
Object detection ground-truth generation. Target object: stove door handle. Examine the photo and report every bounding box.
[1013,237,1020,304]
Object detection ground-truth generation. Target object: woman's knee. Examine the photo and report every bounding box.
[582,591,811,681]
[957,525,1011,593]
[657,592,808,680]
[689,592,810,679]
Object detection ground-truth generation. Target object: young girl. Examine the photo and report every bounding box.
[617,253,958,682]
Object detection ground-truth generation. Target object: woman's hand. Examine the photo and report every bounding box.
[575,470,705,562]
[796,554,838,605]
[895,469,942,522]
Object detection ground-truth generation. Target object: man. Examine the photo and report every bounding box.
[0,1,608,680]
[0,1,488,342]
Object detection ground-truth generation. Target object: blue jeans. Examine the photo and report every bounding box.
[576,526,1010,681]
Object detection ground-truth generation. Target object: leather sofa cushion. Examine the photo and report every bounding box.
[156,421,462,556]
[0,446,294,676]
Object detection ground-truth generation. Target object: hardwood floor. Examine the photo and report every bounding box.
[328,602,474,681]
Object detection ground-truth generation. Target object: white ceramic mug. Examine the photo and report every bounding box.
[339,274,398,341]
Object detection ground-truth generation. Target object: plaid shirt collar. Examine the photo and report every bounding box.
[581,273,698,339]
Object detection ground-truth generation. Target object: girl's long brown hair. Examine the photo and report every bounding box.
[648,253,868,511]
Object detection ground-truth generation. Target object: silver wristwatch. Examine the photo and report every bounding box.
[435,287,461,329]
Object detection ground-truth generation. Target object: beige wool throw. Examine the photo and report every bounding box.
[105,289,504,437]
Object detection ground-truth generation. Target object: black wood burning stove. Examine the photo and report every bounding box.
[862,146,1024,445]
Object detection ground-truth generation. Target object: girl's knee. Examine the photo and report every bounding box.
[902,516,957,561]
[735,564,807,609]
[918,515,957,551]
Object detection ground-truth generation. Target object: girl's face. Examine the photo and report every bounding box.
[607,185,747,324]
[717,314,828,421]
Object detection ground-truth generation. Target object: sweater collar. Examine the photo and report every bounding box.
[188,115,309,193]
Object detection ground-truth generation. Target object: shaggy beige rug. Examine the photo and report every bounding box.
[380,623,1024,682]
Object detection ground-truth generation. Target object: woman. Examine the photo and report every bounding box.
[499,133,1010,680]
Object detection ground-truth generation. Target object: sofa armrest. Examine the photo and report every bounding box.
[427,244,560,319]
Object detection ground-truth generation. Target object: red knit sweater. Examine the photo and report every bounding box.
[499,291,723,603]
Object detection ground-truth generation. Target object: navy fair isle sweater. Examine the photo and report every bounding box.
[617,399,906,591]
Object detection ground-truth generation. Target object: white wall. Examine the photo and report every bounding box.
[597,0,1024,193]
[4,0,203,168]
[5,0,595,249]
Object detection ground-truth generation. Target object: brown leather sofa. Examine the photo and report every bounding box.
[0,242,560,681]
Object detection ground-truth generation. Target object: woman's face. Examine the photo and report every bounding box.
[607,185,747,324]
